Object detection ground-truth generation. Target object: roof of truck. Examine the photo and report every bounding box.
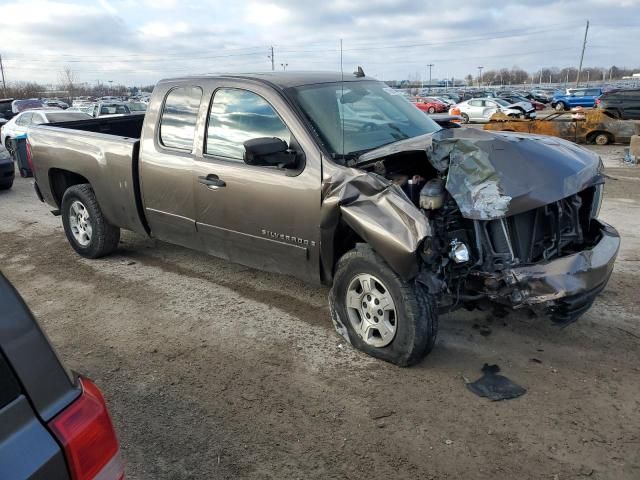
[159,71,374,89]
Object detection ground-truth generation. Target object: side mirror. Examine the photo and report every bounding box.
[243,137,297,168]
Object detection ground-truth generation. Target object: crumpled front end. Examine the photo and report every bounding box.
[476,220,619,322]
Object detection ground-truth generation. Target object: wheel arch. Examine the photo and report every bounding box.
[49,168,90,208]
[586,130,614,145]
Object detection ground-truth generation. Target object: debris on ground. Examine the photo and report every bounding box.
[368,407,395,420]
[466,364,527,401]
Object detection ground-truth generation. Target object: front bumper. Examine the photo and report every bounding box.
[484,220,619,311]
[525,110,537,119]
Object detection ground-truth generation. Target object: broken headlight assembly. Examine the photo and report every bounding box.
[590,184,604,219]
[449,239,470,263]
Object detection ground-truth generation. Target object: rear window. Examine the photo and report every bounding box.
[45,112,92,122]
[159,86,203,150]
[0,352,21,409]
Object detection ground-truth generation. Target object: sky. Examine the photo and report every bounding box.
[0,0,638,87]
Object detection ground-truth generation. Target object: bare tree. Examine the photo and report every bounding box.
[58,66,77,102]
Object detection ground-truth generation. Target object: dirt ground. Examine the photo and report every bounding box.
[1,142,639,480]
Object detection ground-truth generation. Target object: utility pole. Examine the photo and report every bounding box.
[268,46,275,71]
[0,54,6,96]
[477,66,483,87]
[576,20,589,87]
[427,63,434,93]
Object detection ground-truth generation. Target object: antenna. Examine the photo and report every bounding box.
[340,39,345,161]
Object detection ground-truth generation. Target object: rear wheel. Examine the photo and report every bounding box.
[329,246,438,367]
[61,184,120,258]
[591,132,612,145]
[427,106,436,114]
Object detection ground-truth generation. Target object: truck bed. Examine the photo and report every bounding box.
[28,115,148,236]
[48,114,144,139]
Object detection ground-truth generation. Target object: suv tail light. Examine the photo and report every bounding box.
[49,377,124,480]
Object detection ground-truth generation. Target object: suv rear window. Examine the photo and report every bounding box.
[0,352,21,409]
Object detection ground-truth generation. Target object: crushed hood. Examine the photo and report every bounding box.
[359,128,604,220]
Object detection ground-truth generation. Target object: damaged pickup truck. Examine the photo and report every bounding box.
[27,72,620,366]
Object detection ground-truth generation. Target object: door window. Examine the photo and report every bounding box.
[468,100,483,107]
[16,113,32,126]
[31,113,45,125]
[159,86,203,151]
[205,88,291,161]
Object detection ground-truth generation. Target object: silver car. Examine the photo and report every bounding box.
[452,98,526,123]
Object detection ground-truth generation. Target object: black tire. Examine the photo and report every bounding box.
[460,113,470,124]
[427,106,436,114]
[329,246,438,367]
[0,181,13,191]
[592,132,611,145]
[5,138,16,161]
[555,102,567,111]
[61,184,120,258]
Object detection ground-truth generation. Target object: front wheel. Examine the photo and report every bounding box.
[555,102,566,111]
[427,106,436,114]
[593,132,611,145]
[460,113,470,124]
[329,246,438,367]
[61,184,120,258]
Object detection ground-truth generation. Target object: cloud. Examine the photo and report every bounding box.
[0,0,637,86]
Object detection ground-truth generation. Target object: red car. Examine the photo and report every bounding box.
[412,96,448,114]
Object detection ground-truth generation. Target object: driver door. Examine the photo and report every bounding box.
[192,82,322,283]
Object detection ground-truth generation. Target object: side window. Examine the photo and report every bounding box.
[16,113,32,126]
[468,100,482,107]
[159,86,203,151]
[206,88,291,161]
[31,114,45,125]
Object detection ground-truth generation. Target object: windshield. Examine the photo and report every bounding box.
[13,99,44,112]
[101,104,130,115]
[493,98,511,107]
[289,80,441,159]
[128,102,147,111]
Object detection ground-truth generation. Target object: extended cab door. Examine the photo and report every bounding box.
[139,84,203,249]
[192,81,322,283]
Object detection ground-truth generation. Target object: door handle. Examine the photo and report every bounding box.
[198,174,226,189]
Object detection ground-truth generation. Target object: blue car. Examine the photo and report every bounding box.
[551,87,602,111]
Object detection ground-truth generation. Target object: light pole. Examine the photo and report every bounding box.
[427,63,434,93]
[477,66,483,87]
[108,80,113,96]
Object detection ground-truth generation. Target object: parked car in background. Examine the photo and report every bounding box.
[0,273,124,480]
[528,89,554,103]
[11,98,45,113]
[0,98,15,121]
[42,99,69,109]
[1,110,92,159]
[552,88,602,111]
[484,109,640,145]
[412,96,448,113]
[499,94,544,111]
[126,101,147,113]
[67,105,95,115]
[430,96,456,106]
[92,102,131,118]
[596,89,640,120]
[438,92,461,104]
[453,98,526,123]
[0,144,14,190]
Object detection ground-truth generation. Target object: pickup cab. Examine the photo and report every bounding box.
[552,87,603,111]
[27,72,620,366]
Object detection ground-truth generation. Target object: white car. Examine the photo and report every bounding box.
[1,109,92,157]
[451,98,526,123]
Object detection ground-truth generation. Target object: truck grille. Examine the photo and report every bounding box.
[484,186,598,267]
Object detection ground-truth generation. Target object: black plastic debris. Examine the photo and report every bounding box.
[466,364,526,401]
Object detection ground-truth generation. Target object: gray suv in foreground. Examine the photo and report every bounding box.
[0,273,123,480]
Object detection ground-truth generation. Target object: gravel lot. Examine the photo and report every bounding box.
[1,142,639,479]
